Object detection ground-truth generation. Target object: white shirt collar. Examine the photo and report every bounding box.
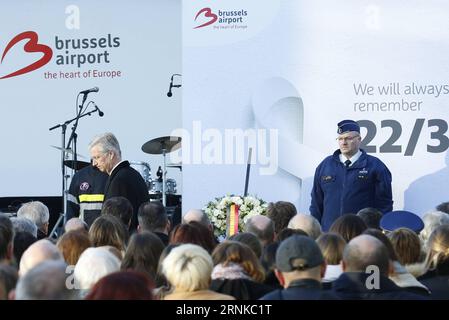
[339,150,362,167]
[109,160,126,175]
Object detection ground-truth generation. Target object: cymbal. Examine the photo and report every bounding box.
[141,136,181,155]
[64,160,90,170]
[51,145,87,159]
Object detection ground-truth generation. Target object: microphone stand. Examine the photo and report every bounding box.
[49,104,102,238]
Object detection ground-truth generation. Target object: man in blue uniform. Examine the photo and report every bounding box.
[310,120,393,231]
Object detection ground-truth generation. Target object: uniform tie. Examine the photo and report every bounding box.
[344,160,351,168]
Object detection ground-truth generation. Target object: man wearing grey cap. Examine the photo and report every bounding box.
[310,120,393,231]
[260,235,336,300]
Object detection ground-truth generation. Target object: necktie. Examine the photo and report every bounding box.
[344,160,351,168]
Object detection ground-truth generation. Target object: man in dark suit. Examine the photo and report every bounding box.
[332,234,426,300]
[89,132,149,231]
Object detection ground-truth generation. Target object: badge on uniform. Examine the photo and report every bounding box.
[321,175,334,182]
[80,182,90,191]
[358,168,368,180]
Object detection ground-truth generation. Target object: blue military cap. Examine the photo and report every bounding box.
[337,120,360,134]
[380,210,424,233]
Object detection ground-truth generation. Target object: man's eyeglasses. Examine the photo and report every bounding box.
[337,135,360,142]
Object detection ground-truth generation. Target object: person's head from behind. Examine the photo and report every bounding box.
[64,218,88,233]
[169,222,216,253]
[357,207,383,230]
[15,260,77,300]
[316,233,346,265]
[56,230,91,266]
[228,232,262,259]
[121,231,165,279]
[267,201,297,235]
[342,234,391,276]
[244,215,275,246]
[138,201,170,234]
[287,213,322,240]
[101,196,133,230]
[17,201,49,236]
[388,227,422,266]
[362,228,398,262]
[329,214,367,243]
[19,239,63,276]
[0,214,14,262]
[74,246,121,291]
[212,240,265,282]
[89,132,121,174]
[274,235,326,288]
[182,209,212,232]
[276,228,309,242]
[10,217,37,238]
[85,270,154,300]
[424,224,449,271]
[420,210,449,247]
[336,120,361,158]
[89,214,128,252]
[162,244,213,292]
[13,231,37,266]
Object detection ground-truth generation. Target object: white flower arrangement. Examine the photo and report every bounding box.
[204,195,268,238]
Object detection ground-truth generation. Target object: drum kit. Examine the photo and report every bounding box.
[140,136,181,206]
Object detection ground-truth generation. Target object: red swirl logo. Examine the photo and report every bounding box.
[1,31,53,79]
[194,8,218,29]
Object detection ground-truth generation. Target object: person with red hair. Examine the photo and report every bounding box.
[85,270,154,300]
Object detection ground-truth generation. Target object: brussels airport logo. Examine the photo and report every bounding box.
[194,8,218,29]
[194,7,248,30]
[1,30,122,80]
[0,31,52,79]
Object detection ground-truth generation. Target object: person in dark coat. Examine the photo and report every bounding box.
[210,241,273,300]
[89,133,149,232]
[332,234,426,300]
[310,120,393,231]
[260,235,337,300]
[66,164,108,227]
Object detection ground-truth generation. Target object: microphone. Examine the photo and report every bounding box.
[80,87,99,95]
[93,103,104,117]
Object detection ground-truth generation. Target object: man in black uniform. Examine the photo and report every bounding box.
[66,164,108,227]
[89,132,149,231]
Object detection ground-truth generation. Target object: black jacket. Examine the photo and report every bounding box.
[332,272,427,300]
[104,161,150,231]
[67,165,108,226]
[210,278,274,300]
[260,279,337,300]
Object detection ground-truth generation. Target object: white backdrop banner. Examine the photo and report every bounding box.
[0,0,182,197]
[182,0,449,216]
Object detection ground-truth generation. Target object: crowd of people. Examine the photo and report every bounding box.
[0,124,447,300]
[1,198,449,300]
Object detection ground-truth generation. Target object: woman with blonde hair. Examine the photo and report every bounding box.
[162,244,234,300]
[419,225,449,299]
[210,241,273,299]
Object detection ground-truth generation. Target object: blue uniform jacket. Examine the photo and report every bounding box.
[310,149,393,231]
